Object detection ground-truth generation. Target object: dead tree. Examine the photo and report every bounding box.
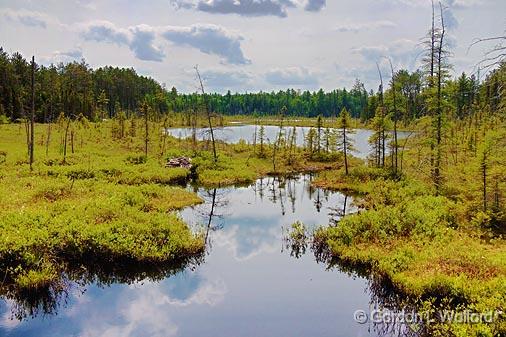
[29,56,35,170]
[434,1,447,193]
[195,66,217,163]
[388,58,399,174]
[376,62,386,167]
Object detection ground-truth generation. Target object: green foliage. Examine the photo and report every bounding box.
[0,122,206,291]
[327,183,456,245]
[0,114,9,124]
[0,48,167,122]
[126,154,147,165]
[314,112,506,336]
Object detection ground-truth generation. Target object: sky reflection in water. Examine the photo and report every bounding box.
[1,173,390,337]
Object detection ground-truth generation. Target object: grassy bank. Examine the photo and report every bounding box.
[310,118,506,336]
[0,121,206,292]
[315,178,505,335]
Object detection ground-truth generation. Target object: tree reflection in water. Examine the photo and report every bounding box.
[196,187,228,248]
[0,253,204,321]
[0,174,381,331]
[282,222,433,337]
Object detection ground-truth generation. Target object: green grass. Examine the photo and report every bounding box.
[312,174,506,336]
[0,122,204,292]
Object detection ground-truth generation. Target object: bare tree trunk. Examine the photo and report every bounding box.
[205,188,217,245]
[482,153,487,212]
[144,106,149,157]
[71,130,74,154]
[434,2,446,193]
[30,56,35,170]
[376,62,386,167]
[46,103,52,156]
[195,66,217,163]
[63,118,71,163]
[272,111,284,173]
[429,0,436,173]
[46,121,51,156]
[389,59,399,174]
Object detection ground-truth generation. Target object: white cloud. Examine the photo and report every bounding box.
[53,47,83,62]
[79,21,249,64]
[80,21,164,62]
[79,20,130,45]
[265,67,319,86]
[352,39,421,68]
[129,25,165,62]
[79,279,227,337]
[170,0,326,16]
[170,0,296,17]
[0,8,51,28]
[304,0,326,12]
[161,24,250,65]
[335,20,397,33]
[201,69,254,91]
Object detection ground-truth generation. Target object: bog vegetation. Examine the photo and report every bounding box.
[0,3,505,336]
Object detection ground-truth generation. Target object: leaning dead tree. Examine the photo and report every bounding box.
[195,65,217,163]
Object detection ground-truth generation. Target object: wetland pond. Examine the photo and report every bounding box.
[167,124,413,159]
[0,126,418,337]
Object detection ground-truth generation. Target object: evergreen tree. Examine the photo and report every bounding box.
[337,108,355,175]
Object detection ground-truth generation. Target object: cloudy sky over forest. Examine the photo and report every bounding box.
[0,0,505,93]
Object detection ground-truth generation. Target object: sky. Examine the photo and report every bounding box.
[0,0,504,93]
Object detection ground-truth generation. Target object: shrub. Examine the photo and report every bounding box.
[0,114,9,124]
[125,155,147,165]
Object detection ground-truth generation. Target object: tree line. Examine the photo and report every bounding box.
[0,48,167,123]
[0,46,502,127]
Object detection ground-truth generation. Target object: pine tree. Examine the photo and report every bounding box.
[337,108,355,175]
[257,125,266,158]
[316,115,323,153]
[305,127,317,157]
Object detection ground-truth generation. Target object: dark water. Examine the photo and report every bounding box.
[167,124,413,159]
[0,175,416,337]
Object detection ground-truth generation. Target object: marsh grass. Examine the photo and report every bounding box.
[0,122,205,292]
[0,119,353,292]
[313,169,506,336]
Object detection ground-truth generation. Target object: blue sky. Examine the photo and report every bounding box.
[0,0,504,93]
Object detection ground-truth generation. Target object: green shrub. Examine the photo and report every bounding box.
[0,114,9,124]
[126,155,147,165]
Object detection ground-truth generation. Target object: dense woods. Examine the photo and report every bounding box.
[0,48,167,122]
[0,46,503,126]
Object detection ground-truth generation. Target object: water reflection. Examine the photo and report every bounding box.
[167,125,412,159]
[183,174,354,261]
[2,174,427,337]
[0,253,204,322]
[282,223,431,337]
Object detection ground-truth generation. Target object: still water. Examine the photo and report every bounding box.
[0,126,416,337]
[167,124,412,159]
[0,175,412,337]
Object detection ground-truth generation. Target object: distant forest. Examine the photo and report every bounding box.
[0,46,504,123]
